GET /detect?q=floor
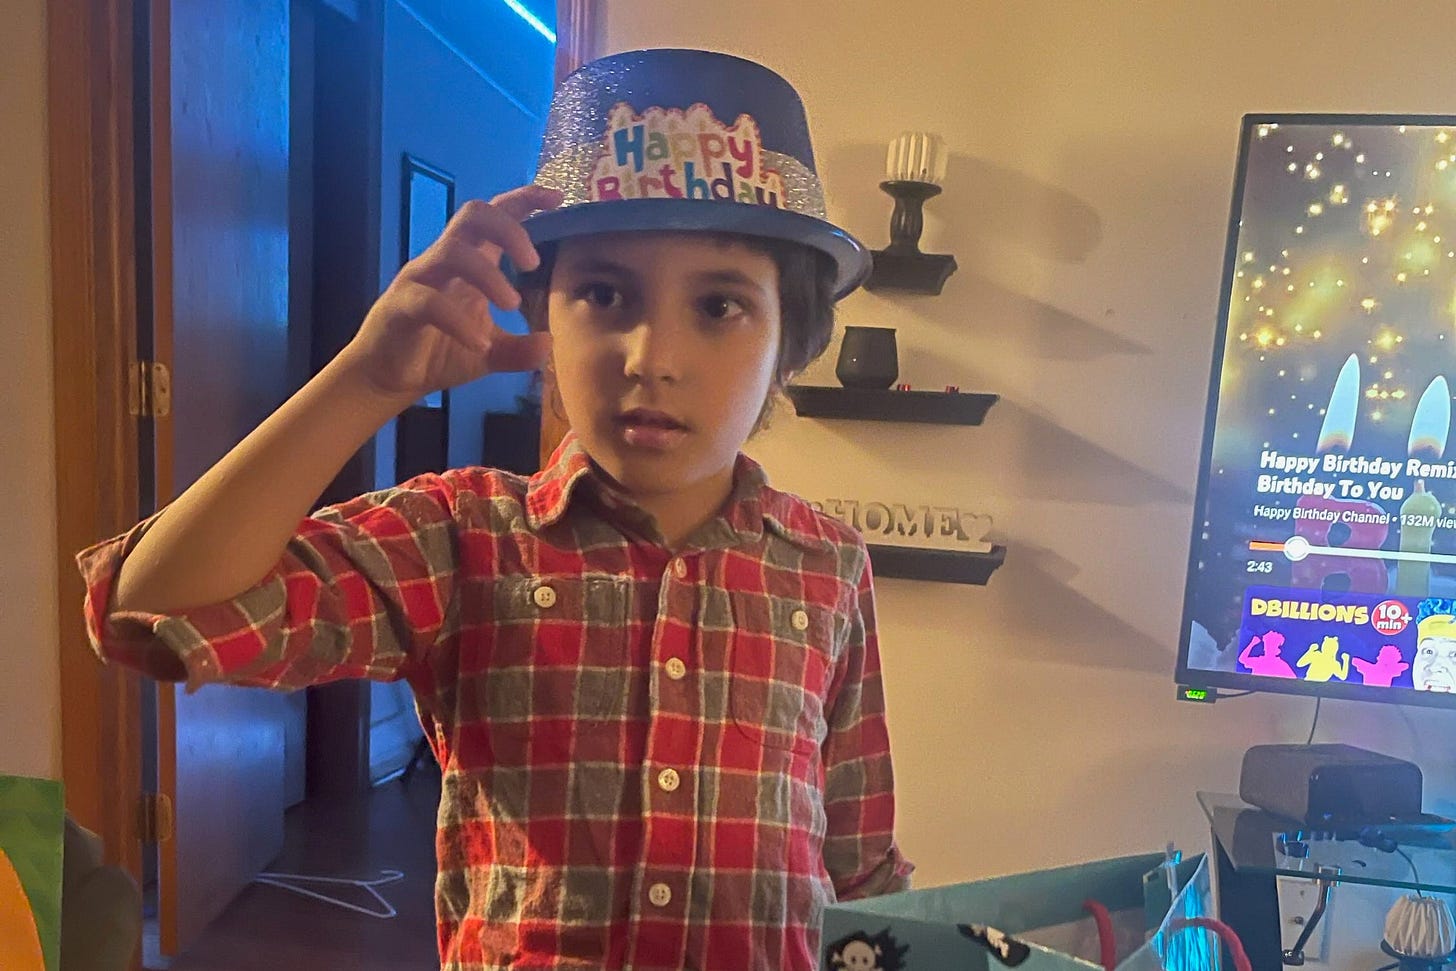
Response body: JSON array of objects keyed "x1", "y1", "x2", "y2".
[{"x1": 146, "y1": 768, "x2": 441, "y2": 970}]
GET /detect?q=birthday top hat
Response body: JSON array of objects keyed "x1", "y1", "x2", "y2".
[{"x1": 525, "y1": 48, "x2": 870, "y2": 300}]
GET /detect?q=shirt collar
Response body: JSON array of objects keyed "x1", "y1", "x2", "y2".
[{"x1": 524, "y1": 430, "x2": 834, "y2": 554}]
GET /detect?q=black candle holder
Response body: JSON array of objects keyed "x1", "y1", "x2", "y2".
[
  {"x1": 1380, "y1": 939, "x2": 1456, "y2": 971},
  {"x1": 865, "y1": 179, "x2": 958, "y2": 295}
]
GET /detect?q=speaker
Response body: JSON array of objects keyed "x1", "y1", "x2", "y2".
[{"x1": 1239, "y1": 744, "x2": 1423, "y2": 824}]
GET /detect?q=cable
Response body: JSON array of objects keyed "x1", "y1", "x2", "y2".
[
  {"x1": 1219, "y1": 691, "x2": 1255, "y2": 698},
  {"x1": 1394, "y1": 847, "x2": 1426, "y2": 897},
  {"x1": 1306, "y1": 696, "x2": 1323, "y2": 745}
]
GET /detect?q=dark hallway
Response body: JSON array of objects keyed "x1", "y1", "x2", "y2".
[{"x1": 150, "y1": 770, "x2": 441, "y2": 969}]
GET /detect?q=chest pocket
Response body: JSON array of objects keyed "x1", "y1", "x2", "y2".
[
  {"x1": 727, "y1": 593, "x2": 836, "y2": 755},
  {"x1": 482, "y1": 574, "x2": 633, "y2": 730}
]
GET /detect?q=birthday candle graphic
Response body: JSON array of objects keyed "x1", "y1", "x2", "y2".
[
  {"x1": 1409, "y1": 376, "x2": 1451, "y2": 458},
  {"x1": 1396, "y1": 376, "x2": 1451, "y2": 596},
  {"x1": 1296, "y1": 354, "x2": 1390, "y2": 593},
  {"x1": 1316, "y1": 353, "x2": 1362, "y2": 453}
]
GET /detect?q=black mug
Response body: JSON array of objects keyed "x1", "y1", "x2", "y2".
[{"x1": 836, "y1": 326, "x2": 898, "y2": 389}]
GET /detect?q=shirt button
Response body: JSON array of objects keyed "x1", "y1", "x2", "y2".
[
  {"x1": 665, "y1": 658, "x2": 687, "y2": 681},
  {"x1": 791, "y1": 608, "x2": 810, "y2": 631},
  {"x1": 657, "y1": 768, "x2": 681, "y2": 792},
  {"x1": 648, "y1": 882, "x2": 672, "y2": 907},
  {"x1": 671, "y1": 557, "x2": 688, "y2": 579},
  {"x1": 532, "y1": 585, "x2": 557, "y2": 609}
]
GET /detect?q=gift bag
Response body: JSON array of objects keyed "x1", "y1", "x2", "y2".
[
  {"x1": 0, "y1": 775, "x2": 64, "y2": 971},
  {"x1": 821, "y1": 851, "x2": 1250, "y2": 971}
]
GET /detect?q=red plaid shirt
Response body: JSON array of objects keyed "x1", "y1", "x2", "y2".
[{"x1": 78, "y1": 432, "x2": 912, "y2": 970}]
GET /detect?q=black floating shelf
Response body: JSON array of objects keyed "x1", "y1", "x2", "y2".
[
  {"x1": 864, "y1": 249, "x2": 958, "y2": 295},
  {"x1": 868, "y1": 544, "x2": 1006, "y2": 585},
  {"x1": 785, "y1": 386, "x2": 998, "y2": 425}
]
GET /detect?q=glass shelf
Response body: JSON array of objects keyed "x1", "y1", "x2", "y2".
[{"x1": 1199, "y1": 791, "x2": 1456, "y2": 895}]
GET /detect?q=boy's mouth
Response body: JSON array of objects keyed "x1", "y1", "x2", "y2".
[{"x1": 615, "y1": 408, "x2": 688, "y2": 450}]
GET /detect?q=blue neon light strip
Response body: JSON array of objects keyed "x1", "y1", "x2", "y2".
[{"x1": 501, "y1": 0, "x2": 555, "y2": 42}]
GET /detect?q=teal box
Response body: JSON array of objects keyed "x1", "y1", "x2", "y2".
[{"x1": 822, "y1": 852, "x2": 1236, "y2": 971}]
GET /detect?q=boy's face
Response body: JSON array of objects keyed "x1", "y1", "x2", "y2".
[{"x1": 547, "y1": 231, "x2": 782, "y2": 510}]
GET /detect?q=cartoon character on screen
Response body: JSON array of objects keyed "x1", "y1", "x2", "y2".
[
  {"x1": 1238, "y1": 630, "x2": 1298, "y2": 678},
  {"x1": 826, "y1": 929, "x2": 909, "y2": 971},
  {"x1": 1351, "y1": 644, "x2": 1410, "y2": 687},
  {"x1": 1293, "y1": 355, "x2": 1390, "y2": 595},
  {"x1": 1297, "y1": 635, "x2": 1350, "y2": 682},
  {"x1": 1413, "y1": 601, "x2": 1456, "y2": 692}
]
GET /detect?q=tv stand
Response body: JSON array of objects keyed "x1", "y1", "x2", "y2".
[{"x1": 1200, "y1": 791, "x2": 1456, "y2": 970}]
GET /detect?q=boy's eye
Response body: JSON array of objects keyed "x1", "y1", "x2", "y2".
[
  {"x1": 580, "y1": 282, "x2": 623, "y2": 309},
  {"x1": 700, "y1": 294, "x2": 747, "y2": 320}
]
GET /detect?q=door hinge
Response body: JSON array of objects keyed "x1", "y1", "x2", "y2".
[
  {"x1": 138, "y1": 791, "x2": 174, "y2": 844},
  {"x1": 128, "y1": 360, "x2": 172, "y2": 418}
]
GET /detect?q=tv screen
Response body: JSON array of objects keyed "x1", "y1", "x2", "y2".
[{"x1": 1179, "y1": 114, "x2": 1456, "y2": 707}]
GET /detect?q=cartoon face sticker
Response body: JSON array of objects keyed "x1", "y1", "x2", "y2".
[
  {"x1": 838, "y1": 940, "x2": 879, "y2": 971},
  {"x1": 826, "y1": 929, "x2": 908, "y2": 971}
]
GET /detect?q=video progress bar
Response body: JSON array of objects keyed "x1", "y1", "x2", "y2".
[{"x1": 1249, "y1": 536, "x2": 1456, "y2": 566}]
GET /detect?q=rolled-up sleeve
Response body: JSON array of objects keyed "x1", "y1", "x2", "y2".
[
  {"x1": 820, "y1": 548, "x2": 915, "y2": 901},
  {"x1": 76, "y1": 473, "x2": 462, "y2": 692}
]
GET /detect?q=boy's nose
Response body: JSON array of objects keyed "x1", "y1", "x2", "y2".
[{"x1": 622, "y1": 320, "x2": 680, "y2": 384}]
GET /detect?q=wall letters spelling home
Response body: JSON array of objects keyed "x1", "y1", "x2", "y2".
[{"x1": 810, "y1": 498, "x2": 994, "y2": 554}]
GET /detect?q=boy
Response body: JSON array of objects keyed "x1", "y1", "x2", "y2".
[{"x1": 79, "y1": 48, "x2": 912, "y2": 969}]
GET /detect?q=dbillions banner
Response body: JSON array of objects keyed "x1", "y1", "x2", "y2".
[{"x1": 1183, "y1": 118, "x2": 1456, "y2": 699}]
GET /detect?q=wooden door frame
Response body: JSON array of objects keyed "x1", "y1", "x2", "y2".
[
  {"x1": 556, "y1": 0, "x2": 601, "y2": 83},
  {"x1": 48, "y1": 0, "x2": 600, "y2": 951},
  {"x1": 48, "y1": 0, "x2": 146, "y2": 891}
]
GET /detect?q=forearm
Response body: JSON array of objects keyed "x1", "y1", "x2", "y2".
[{"x1": 113, "y1": 354, "x2": 415, "y2": 614}]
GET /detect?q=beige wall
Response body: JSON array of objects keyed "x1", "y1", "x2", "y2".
[
  {"x1": 0, "y1": 0, "x2": 61, "y2": 780},
  {"x1": 605, "y1": 1, "x2": 1456, "y2": 961}
]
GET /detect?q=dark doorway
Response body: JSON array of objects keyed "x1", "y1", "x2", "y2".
[{"x1": 136, "y1": 0, "x2": 558, "y2": 964}]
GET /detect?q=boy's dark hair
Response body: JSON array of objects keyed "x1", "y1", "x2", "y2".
[{"x1": 516, "y1": 233, "x2": 838, "y2": 429}]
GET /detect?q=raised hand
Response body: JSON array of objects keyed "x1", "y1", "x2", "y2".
[{"x1": 338, "y1": 184, "x2": 563, "y2": 401}]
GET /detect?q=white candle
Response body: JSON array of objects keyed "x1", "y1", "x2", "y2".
[{"x1": 886, "y1": 131, "x2": 948, "y2": 185}]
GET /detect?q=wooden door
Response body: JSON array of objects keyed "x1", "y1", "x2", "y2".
[{"x1": 145, "y1": 0, "x2": 294, "y2": 955}]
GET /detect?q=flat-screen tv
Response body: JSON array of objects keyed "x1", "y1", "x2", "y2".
[{"x1": 1179, "y1": 114, "x2": 1456, "y2": 708}]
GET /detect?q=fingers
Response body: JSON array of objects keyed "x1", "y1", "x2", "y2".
[
  {"x1": 408, "y1": 185, "x2": 564, "y2": 314},
  {"x1": 490, "y1": 184, "x2": 565, "y2": 221},
  {"x1": 411, "y1": 238, "x2": 524, "y2": 312},
  {"x1": 384, "y1": 187, "x2": 564, "y2": 367},
  {"x1": 392, "y1": 280, "x2": 491, "y2": 354},
  {"x1": 485, "y1": 330, "x2": 553, "y2": 374},
  {"x1": 391, "y1": 277, "x2": 551, "y2": 369},
  {"x1": 448, "y1": 186, "x2": 563, "y2": 275},
  {"x1": 439, "y1": 198, "x2": 541, "y2": 277}
]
